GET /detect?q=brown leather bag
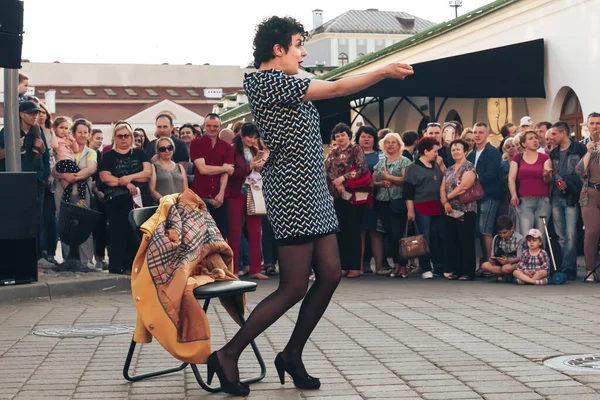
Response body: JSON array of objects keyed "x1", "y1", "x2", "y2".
[{"x1": 399, "y1": 220, "x2": 430, "y2": 259}]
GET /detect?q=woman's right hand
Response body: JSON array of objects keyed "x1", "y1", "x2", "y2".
[
  {"x1": 384, "y1": 63, "x2": 414, "y2": 80},
  {"x1": 510, "y1": 196, "x2": 520, "y2": 207},
  {"x1": 250, "y1": 159, "x2": 263, "y2": 170},
  {"x1": 587, "y1": 142, "x2": 596, "y2": 154},
  {"x1": 126, "y1": 183, "x2": 137, "y2": 196},
  {"x1": 407, "y1": 209, "x2": 415, "y2": 221}
]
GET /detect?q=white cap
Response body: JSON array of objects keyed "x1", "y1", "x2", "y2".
[{"x1": 520, "y1": 116, "x2": 533, "y2": 127}]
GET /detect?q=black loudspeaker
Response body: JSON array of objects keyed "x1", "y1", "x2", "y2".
[
  {"x1": 0, "y1": 1, "x2": 24, "y2": 69},
  {"x1": 0, "y1": 172, "x2": 38, "y2": 284}
]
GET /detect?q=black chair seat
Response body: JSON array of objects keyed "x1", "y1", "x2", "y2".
[{"x1": 193, "y1": 280, "x2": 257, "y2": 299}]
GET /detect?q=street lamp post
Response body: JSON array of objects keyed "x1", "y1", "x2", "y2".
[{"x1": 449, "y1": 0, "x2": 463, "y2": 19}]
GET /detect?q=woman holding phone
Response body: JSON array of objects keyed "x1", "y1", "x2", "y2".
[{"x1": 227, "y1": 122, "x2": 267, "y2": 279}]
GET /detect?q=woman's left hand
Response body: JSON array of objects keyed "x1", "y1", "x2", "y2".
[
  {"x1": 119, "y1": 175, "x2": 133, "y2": 186},
  {"x1": 332, "y1": 176, "x2": 345, "y2": 187},
  {"x1": 443, "y1": 202, "x2": 452, "y2": 214}
]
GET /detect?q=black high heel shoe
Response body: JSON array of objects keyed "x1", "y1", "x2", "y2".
[
  {"x1": 274, "y1": 353, "x2": 321, "y2": 390},
  {"x1": 206, "y1": 352, "x2": 250, "y2": 397}
]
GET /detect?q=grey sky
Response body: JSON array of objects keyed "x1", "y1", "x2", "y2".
[{"x1": 22, "y1": 0, "x2": 491, "y2": 66}]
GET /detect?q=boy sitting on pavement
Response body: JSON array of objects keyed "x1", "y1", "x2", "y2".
[
  {"x1": 513, "y1": 228, "x2": 549, "y2": 285},
  {"x1": 482, "y1": 216, "x2": 524, "y2": 281}
]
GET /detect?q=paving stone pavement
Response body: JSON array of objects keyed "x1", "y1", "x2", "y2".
[{"x1": 0, "y1": 276, "x2": 599, "y2": 400}]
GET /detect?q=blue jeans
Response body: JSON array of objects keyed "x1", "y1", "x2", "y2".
[
  {"x1": 518, "y1": 197, "x2": 551, "y2": 239},
  {"x1": 552, "y1": 197, "x2": 578, "y2": 272},
  {"x1": 414, "y1": 211, "x2": 445, "y2": 273}
]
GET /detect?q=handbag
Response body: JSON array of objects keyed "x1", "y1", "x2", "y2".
[
  {"x1": 100, "y1": 185, "x2": 130, "y2": 204},
  {"x1": 342, "y1": 145, "x2": 373, "y2": 206},
  {"x1": 246, "y1": 183, "x2": 267, "y2": 216},
  {"x1": 459, "y1": 174, "x2": 484, "y2": 204},
  {"x1": 399, "y1": 220, "x2": 430, "y2": 259}
]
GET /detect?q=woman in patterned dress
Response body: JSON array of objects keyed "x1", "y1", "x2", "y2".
[{"x1": 206, "y1": 16, "x2": 414, "y2": 396}]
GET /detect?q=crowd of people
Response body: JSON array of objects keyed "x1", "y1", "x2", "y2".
[
  {"x1": 1, "y1": 73, "x2": 599, "y2": 285},
  {"x1": 324, "y1": 114, "x2": 600, "y2": 284}
]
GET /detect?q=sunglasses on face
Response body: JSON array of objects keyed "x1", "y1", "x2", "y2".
[
  {"x1": 158, "y1": 145, "x2": 174, "y2": 153},
  {"x1": 116, "y1": 134, "x2": 131, "y2": 139}
]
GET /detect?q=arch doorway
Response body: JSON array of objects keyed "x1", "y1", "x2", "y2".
[
  {"x1": 560, "y1": 89, "x2": 583, "y2": 140},
  {"x1": 445, "y1": 109, "x2": 463, "y2": 128}
]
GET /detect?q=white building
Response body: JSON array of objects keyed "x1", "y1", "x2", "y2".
[
  {"x1": 318, "y1": 0, "x2": 598, "y2": 144},
  {"x1": 304, "y1": 9, "x2": 436, "y2": 75}
]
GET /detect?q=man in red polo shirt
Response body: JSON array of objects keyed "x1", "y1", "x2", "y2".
[{"x1": 190, "y1": 113, "x2": 234, "y2": 237}]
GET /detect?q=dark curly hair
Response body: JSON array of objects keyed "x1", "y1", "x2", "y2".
[
  {"x1": 355, "y1": 126, "x2": 380, "y2": 151},
  {"x1": 331, "y1": 122, "x2": 352, "y2": 140},
  {"x1": 252, "y1": 16, "x2": 309, "y2": 69}
]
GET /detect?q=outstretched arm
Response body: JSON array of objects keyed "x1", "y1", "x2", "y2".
[{"x1": 304, "y1": 63, "x2": 414, "y2": 102}]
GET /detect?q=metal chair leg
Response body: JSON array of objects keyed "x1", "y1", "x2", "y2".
[
  {"x1": 123, "y1": 338, "x2": 188, "y2": 382},
  {"x1": 190, "y1": 298, "x2": 267, "y2": 392}
]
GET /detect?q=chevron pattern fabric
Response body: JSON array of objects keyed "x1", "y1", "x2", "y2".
[{"x1": 244, "y1": 69, "x2": 339, "y2": 240}]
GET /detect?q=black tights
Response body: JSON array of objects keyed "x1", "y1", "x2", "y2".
[{"x1": 217, "y1": 234, "x2": 342, "y2": 381}]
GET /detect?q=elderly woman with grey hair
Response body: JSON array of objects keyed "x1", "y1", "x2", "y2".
[{"x1": 372, "y1": 132, "x2": 412, "y2": 278}]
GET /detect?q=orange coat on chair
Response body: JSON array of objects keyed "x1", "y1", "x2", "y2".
[{"x1": 131, "y1": 189, "x2": 245, "y2": 364}]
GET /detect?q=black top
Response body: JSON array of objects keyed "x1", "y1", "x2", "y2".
[
  {"x1": 145, "y1": 136, "x2": 190, "y2": 163},
  {"x1": 99, "y1": 148, "x2": 152, "y2": 205}
]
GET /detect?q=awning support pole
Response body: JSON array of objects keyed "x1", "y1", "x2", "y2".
[
  {"x1": 378, "y1": 98, "x2": 385, "y2": 129},
  {"x1": 429, "y1": 97, "x2": 436, "y2": 121}
]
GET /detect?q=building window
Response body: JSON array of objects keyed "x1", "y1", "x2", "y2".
[
  {"x1": 166, "y1": 89, "x2": 180, "y2": 97},
  {"x1": 186, "y1": 89, "x2": 200, "y2": 97},
  {"x1": 104, "y1": 88, "x2": 117, "y2": 96},
  {"x1": 338, "y1": 53, "x2": 349, "y2": 66},
  {"x1": 60, "y1": 89, "x2": 70, "y2": 95},
  {"x1": 560, "y1": 89, "x2": 583, "y2": 140},
  {"x1": 145, "y1": 89, "x2": 159, "y2": 97},
  {"x1": 83, "y1": 88, "x2": 96, "y2": 96},
  {"x1": 125, "y1": 89, "x2": 138, "y2": 97}
]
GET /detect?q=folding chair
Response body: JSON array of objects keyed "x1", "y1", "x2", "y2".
[{"x1": 123, "y1": 206, "x2": 266, "y2": 392}]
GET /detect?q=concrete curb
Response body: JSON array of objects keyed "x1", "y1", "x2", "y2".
[{"x1": 0, "y1": 275, "x2": 131, "y2": 303}]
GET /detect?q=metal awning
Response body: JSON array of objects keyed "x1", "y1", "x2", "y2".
[{"x1": 314, "y1": 39, "x2": 545, "y2": 134}]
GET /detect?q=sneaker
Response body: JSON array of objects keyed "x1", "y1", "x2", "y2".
[
  {"x1": 38, "y1": 258, "x2": 56, "y2": 269},
  {"x1": 238, "y1": 270, "x2": 248, "y2": 277},
  {"x1": 46, "y1": 256, "x2": 58, "y2": 265},
  {"x1": 399, "y1": 266, "x2": 408, "y2": 278},
  {"x1": 94, "y1": 261, "x2": 104, "y2": 272},
  {"x1": 422, "y1": 271, "x2": 434, "y2": 279}
]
